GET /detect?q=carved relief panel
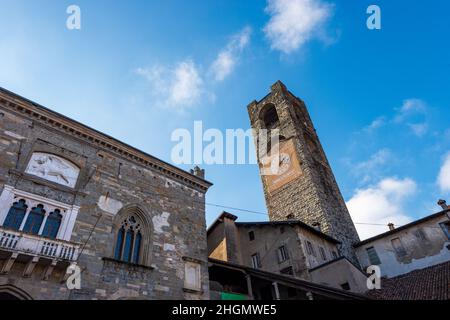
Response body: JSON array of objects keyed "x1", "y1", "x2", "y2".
[{"x1": 25, "y1": 152, "x2": 80, "y2": 188}]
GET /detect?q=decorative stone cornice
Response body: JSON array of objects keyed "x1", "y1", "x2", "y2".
[{"x1": 0, "y1": 88, "x2": 212, "y2": 192}]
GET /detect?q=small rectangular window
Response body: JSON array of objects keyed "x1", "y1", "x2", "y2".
[
  {"x1": 319, "y1": 247, "x2": 327, "y2": 261},
  {"x1": 280, "y1": 266, "x2": 294, "y2": 275},
  {"x1": 277, "y1": 245, "x2": 289, "y2": 263},
  {"x1": 440, "y1": 222, "x2": 450, "y2": 240},
  {"x1": 366, "y1": 246, "x2": 381, "y2": 265},
  {"x1": 251, "y1": 253, "x2": 262, "y2": 269},
  {"x1": 340, "y1": 282, "x2": 351, "y2": 291},
  {"x1": 414, "y1": 228, "x2": 428, "y2": 241},
  {"x1": 248, "y1": 231, "x2": 255, "y2": 241},
  {"x1": 306, "y1": 241, "x2": 316, "y2": 257},
  {"x1": 391, "y1": 238, "x2": 407, "y2": 257},
  {"x1": 331, "y1": 250, "x2": 338, "y2": 259},
  {"x1": 184, "y1": 262, "x2": 201, "y2": 292}
]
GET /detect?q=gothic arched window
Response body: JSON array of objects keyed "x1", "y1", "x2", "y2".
[
  {"x1": 23, "y1": 204, "x2": 46, "y2": 235},
  {"x1": 114, "y1": 215, "x2": 144, "y2": 264},
  {"x1": 42, "y1": 209, "x2": 63, "y2": 239},
  {"x1": 3, "y1": 199, "x2": 28, "y2": 231}
]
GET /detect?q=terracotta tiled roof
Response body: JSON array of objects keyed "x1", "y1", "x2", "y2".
[{"x1": 368, "y1": 261, "x2": 450, "y2": 300}]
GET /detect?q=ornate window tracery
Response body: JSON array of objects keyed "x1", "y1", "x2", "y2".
[{"x1": 114, "y1": 214, "x2": 145, "y2": 264}]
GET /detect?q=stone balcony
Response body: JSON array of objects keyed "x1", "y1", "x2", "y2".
[{"x1": 0, "y1": 227, "x2": 81, "y2": 278}]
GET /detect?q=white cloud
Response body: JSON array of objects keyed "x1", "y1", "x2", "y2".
[
  {"x1": 168, "y1": 60, "x2": 203, "y2": 106},
  {"x1": 363, "y1": 99, "x2": 429, "y2": 137},
  {"x1": 438, "y1": 153, "x2": 450, "y2": 193},
  {"x1": 263, "y1": 0, "x2": 333, "y2": 54},
  {"x1": 394, "y1": 99, "x2": 428, "y2": 135},
  {"x1": 408, "y1": 122, "x2": 428, "y2": 137},
  {"x1": 351, "y1": 149, "x2": 392, "y2": 184},
  {"x1": 136, "y1": 59, "x2": 206, "y2": 112},
  {"x1": 210, "y1": 26, "x2": 251, "y2": 81},
  {"x1": 397, "y1": 98, "x2": 427, "y2": 118},
  {"x1": 403, "y1": 100, "x2": 422, "y2": 112},
  {"x1": 363, "y1": 116, "x2": 386, "y2": 133},
  {"x1": 346, "y1": 178, "x2": 417, "y2": 240},
  {"x1": 136, "y1": 27, "x2": 250, "y2": 112}
]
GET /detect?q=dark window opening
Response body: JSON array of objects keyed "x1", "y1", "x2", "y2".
[
  {"x1": 277, "y1": 245, "x2": 289, "y2": 263},
  {"x1": 319, "y1": 247, "x2": 327, "y2": 261},
  {"x1": 3, "y1": 199, "x2": 27, "y2": 231},
  {"x1": 249, "y1": 231, "x2": 255, "y2": 241},
  {"x1": 440, "y1": 222, "x2": 450, "y2": 239},
  {"x1": 280, "y1": 266, "x2": 294, "y2": 276},
  {"x1": 251, "y1": 253, "x2": 262, "y2": 269},
  {"x1": 331, "y1": 251, "x2": 338, "y2": 259},
  {"x1": 306, "y1": 241, "x2": 316, "y2": 257},
  {"x1": 340, "y1": 283, "x2": 351, "y2": 291},
  {"x1": 114, "y1": 215, "x2": 143, "y2": 264},
  {"x1": 261, "y1": 104, "x2": 280, "y2": 129},
  {"x1": 42, "y1": 209, "x2": 62, "y2": 239},
  {"x1": 23, "y1": 204, "x2": 45, "y2": 235}
]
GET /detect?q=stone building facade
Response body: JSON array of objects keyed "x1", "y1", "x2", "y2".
[
  {"x1": 207, "y1": 212, "x2": 367, "y2": 294},
  {"x1": 355, "y1": 207, "x2": 450, "y2": 278},
  {"x1": 0, "y1": 88, "x2": 212, "y2": 300},
  {"x1": 247, "y1": 81, "x2": 360, "y2": 263}
]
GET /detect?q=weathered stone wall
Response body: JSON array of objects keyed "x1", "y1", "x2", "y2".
[
  {"x1": 237, "y1": 224, "x2": 311, "y2": 280},
  {"x1": 247, "y1": 81, "x2": 360, "y2": 265},
  {"x1": 309, "y1": 258, "x2": 368, "y2": 293},
  {"x1": 295, "y1": 225, "x2": 339, "y2": 270},
  {"x1": 355, "y1": 214, "x2": 450, "y2": 278},
  {"x1": 0, "y1": 89, "x2": 211, "y2": 300}
]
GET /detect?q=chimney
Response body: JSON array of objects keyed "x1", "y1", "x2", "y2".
[
  {"x1": 388, "y1": 223, "x2": 395, "y2": 231},
  {"x1": 438, "y1": 199, "x2": 448, "y2": 210},
  {"x1": 190, "y1": 166, "x2": 205, "y2": 179}
]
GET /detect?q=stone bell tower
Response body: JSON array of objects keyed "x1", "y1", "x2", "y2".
[{"x1": 248, "y1": 81, "x2": 360, "y2": 263}]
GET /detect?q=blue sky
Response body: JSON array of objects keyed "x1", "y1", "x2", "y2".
[{"x1": 1, "y1": 0, "x2": 449, "y2": 239}]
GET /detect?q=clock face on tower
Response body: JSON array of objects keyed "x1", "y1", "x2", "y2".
[
  {"x1": 261, "y1": 139, "x2": 303, "y2": 193},
  {"x1": 278, "y1": 153, "x2": 291, "y2": 175}
]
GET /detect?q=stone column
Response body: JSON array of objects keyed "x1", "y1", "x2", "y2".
[
  {"x1": 246, "y1": 274, "x2": 254, "y2": 300},
  {"x1": 272, "y1": 282, "x2": 280, "y2": 300},
  {"x1": 59, "y1": 205, "x2": 80, "y2": 241},
  {"x1": 19, "y1": 207, "x2": 32, "y2": 231},
  {"x1": 38, "y1": 212, "x2": 50, "y2": 236},
  {"x1": 0, "y1": 185, "x2": 15, "y2": 226}
]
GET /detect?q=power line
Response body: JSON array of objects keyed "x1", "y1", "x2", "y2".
[
  {"x1": 203, "y1": 202, "x2": 398, "y2": 227},
  {"x1": 103, "y1": 185, "x2": 411, "y2": 229}
]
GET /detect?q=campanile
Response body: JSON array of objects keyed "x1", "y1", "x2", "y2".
[{"x1": 248, "y1": 81, "x2": 360, "y2": 263}]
